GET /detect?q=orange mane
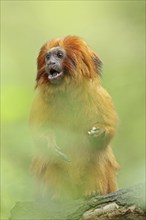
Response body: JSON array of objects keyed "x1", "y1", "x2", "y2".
[{"x1": 36, "y1": 36, "x2": 102, "y2": 87}]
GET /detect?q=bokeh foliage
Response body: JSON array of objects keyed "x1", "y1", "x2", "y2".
[{"x1": 1, "y1": 1, "x2": 145, "y2": 219}]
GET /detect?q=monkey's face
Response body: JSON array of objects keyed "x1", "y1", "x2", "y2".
[
  {"x1": 36, "y1": 36, "x2": 102, "y2": 88},
  {"x1": 45, "y1": 47, "x2": 66, "y2": 85}
]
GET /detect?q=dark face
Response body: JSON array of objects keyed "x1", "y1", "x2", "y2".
[{"x1": 45, "y1": 46, "x2": 66, "y2": 85}]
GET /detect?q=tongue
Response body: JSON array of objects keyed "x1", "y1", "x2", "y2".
[{"x1": 52, "y1": 72, "x2": 58, "y2": 77}]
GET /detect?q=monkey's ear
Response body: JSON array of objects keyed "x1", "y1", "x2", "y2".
[{"x1": 92, "y1": 53, "x2": 103, "y2": 76}]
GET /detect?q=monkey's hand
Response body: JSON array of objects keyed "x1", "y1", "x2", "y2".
[
  {"x1": 47, "y1": 136, "x2": 71, "y2": 162},
  {"x1": 53, "y1": 144, "x2": 71, "y2": 162},
  {"x1": 35, "y1": 133, "x2": 70, "y2": 162},
  {"x1": 88, "y1": 125, "x2": 113, "y2": 148},
  {"x1": 88, "y1": 126, "x2": 105, "y2": 137}
]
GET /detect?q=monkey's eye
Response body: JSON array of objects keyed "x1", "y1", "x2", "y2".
[
  {"x1": 46, "y1": 54, "x2": 51, "y2": 60},
  {"x1": 56, "y1": 51, "x2": 64, "y2": 59}
]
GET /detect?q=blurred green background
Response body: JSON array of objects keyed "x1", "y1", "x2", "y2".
[{"x1": 1, "y1": 1, "x2": 145, "y2": 219}]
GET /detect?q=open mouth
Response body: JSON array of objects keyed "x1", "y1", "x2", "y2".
[
  {"x1": 48, "y1": 69, "x2": 62, "y2": 79},
  {"x1": 47, "y1": 68, "x2": 64, "y2": 84}
]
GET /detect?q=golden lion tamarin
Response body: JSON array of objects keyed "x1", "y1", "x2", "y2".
[{"x1": 30, "y1": 36, "x2": 119, "y2": 199}]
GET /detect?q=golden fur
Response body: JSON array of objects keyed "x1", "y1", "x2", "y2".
[{"x1": 30, "y1": 36, "x2": 119, "y2": 198}]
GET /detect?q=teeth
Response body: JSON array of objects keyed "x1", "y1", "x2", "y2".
[{"x1": 48, "y1": 71, "x2": 61, "y2": 80}]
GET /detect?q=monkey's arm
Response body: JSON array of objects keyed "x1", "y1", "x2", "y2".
[
  {"x1": 88, "y1": 86, "x2": 118, "y2": 148},
  {"x1": 30, "y1": 93, "x2": 70, "y2": 162}
]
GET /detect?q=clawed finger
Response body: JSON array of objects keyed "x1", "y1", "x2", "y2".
[{"x1": 88, "y1": 127, "x2": 105, "y2": 137}]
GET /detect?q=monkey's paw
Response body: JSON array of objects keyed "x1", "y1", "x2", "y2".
[
  {"x1": 88, "y1": 126, "x2": 105, "y2": 137},
  {"x1": 54, "y1": 145, "x2": 71, "y2": 162}
]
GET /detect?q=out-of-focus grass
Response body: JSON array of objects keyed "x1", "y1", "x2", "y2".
[{"x1": 1, "y1": 1, "x2": 145, "y2": 219}]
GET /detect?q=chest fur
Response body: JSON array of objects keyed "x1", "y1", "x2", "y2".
[{"x1": 45, "y1": 90, "x2": 98, "y2": 133}]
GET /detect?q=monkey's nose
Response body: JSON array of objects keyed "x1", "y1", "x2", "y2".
[{"x1": 48, "y1": 59, "x2": 56, "y2": 65}]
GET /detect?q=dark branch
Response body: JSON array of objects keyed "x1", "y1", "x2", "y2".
[{"x1": 10, "y1": 183, "x2": 146, "y2": 220}]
